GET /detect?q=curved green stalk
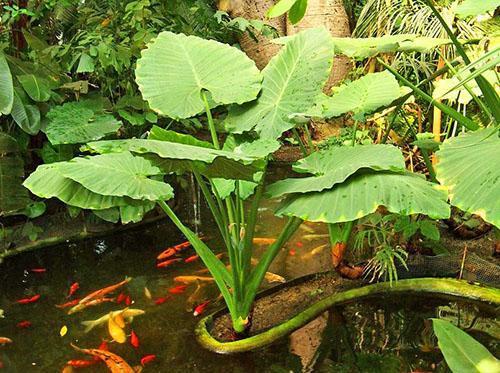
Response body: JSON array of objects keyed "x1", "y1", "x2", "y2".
[{"x1": 196, "y1": 278, "x2": 500, "y2": 354}]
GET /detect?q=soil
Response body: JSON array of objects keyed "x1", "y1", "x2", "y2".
[{"x1": 210, "y1": 272, "x2": 359, "y2": 341}]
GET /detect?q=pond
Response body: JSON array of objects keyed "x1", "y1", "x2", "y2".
[{"x1": 0, "y1": 199, "x2": 498, "y2": 372}]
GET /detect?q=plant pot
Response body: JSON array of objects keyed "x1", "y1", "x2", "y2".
[{"x1": 195, "y1": 275, "x2": 500, "y2": 354}]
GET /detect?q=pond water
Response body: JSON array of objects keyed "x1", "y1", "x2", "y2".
[{"x1": 0, "y1": 199, "x2": 498, "y2": 372}]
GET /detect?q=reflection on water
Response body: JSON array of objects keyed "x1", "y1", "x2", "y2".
[{"x1": 0, "y1": 200, "x2": 498, "y2": 372}]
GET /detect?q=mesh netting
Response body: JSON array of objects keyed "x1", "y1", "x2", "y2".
[{"x1": 396, "y1": 252, "x2": 500, "y2": 288}]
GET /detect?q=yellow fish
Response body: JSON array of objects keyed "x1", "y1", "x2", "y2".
[
  {"x1": 108, "y1": 313, "x2": 126, "y2": 344},
  {"x1": 81, "y1": 308, "x2": 145, "y2": 333}
]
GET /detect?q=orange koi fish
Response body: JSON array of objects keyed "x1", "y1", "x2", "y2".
[
  {"x1": 67, "y1": 283, "x2": 79, "y2": 298},
  {"x1": 193, "y1": 301, "x2": 210, "y2": 316},
  {"x1": 184, "y1": 255, "x2": 199, "y2": 263},
  {"x1": 56, "y1": 299, "x2": 81, "y2": 309},
  {"x1": 30, "y1": 268, "x2": 46, "y2": 273},
  {"x1": 16, "y1": 294, "x2": 41, "y2": 304},
  {"x1": 174, "y1": 276, "x2": 214, "y2": 284},
  {"x1": 140, "y1": 355, "x2": 156, "y2": 366},
  {"x1": 156, "y1": 258, "x2": 182, "y2": 268},
  {"x1": 154, "y1": 296, "x2": 172, "y2": 305},
  {"x1": 66, "y1": 359, "x2": 98, "y2": 368},
  {"x1": 67, "y1": 297, "x2": 115, "y2": 315},
  {"x1": 156, "y1": 248, "x2": 176, "y2": 261},
  {"x1": 130, "y1": 330, "x2": 140, "y2": 349},
  {"x1": 252, "y1": 237, "x2": 276, "y2": 245},
  {"x1": 71, "y1": 344, "x2": 134, "y2": 373},
  {"x1": 0, "y1": 337, "x2": 12, "y2": 345},
  {"x1": 78, "y1": 278, "x2": 131, "y2": 305},
  {"x1": 16, "y1": 321, "x2": 31, "y2": 328},
  {"x1": 168, "y1": 285, "x2": 187, "y2": 294},
  {"x1": 173, "y1": 241, "x2": 192, "y2": 252}
]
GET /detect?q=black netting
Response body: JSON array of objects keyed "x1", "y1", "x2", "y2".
[{"x1": 395, "y1": 253, "x2": 500, "y2": 287}]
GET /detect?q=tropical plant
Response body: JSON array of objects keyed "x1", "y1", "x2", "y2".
[{"x1": 432, "y1": 319, "x2": 500, "y2": 373}]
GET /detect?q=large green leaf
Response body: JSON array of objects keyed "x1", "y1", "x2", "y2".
[
  {"x1": 17, "y1": 74, "x2": 52, "y2": 102},
  {"x1": 23, "y1": 163, "x2": 129, "y2": 210},
  {"x1": 0, "y1": 52, "x2": 14, "y2": 115},
  {"x1": 456, "y1": 0, "x2": 500, "y2": 18},
  {"x1": 266, "y1": 145, "x2": 405, "y2": 198},
  {"x1": 56, "y1": 152, "x2": 173, "y2": 201},
  {"x1": 135, "y1": 31, "x2": 261, "y2": 119},
  {"x1": 305, "y1": 71, "x2": 402, "y2": 120},
  {"x1": 225, "y1": 28, "x2": 334, "y2": 139},
  {"x1": 331, "y1": 35, "x2": 450, "y2": 60},
  {"x1": 10, "y1": 89, "x2": 41, "y2": 135},
  {"x1": 432, "y1": 319, "x2": 500, "y2": 373},
  {"x1": 276, "y1": 171, "x2": 450, "y2": 223},
  {"x1": 94, "y1": 201, "x2": 156, "y2": 224},
  {"x1": 435, "y1": 127, "x2": 500, "y2": 228},
  {"x1": 0, "y1": 133, "x2": 29, "y2": 215},
  {"x1": 44, "y1": 101, "x2": 122, "y2": 145}
]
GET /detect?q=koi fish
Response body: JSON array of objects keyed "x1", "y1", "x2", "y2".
[
  {"x1": 187, "y1": 282, "x2": 204, "y2": 308},
  {"x1": 264, "y1": 272, "x2": 286, "y2": 283},
  {"x1": 81, "y1": 308, "x2": 145, "y2": 333},
  {"x1": 0, "y1": 337, "x2": 12, "y2": 345},
  {"x1": 66, "y1": 359, "x2": 98, "y2": 368},
  {"x1": 154, "y1": 296, "x2": 171, "y2": 305},
  {"x1": 67, "y1": 297, "x2": 115, "y2": 315},
  {"x1": 140, "y1": 355, "x2": 156, "y2": 366},
  {"x1": 173, "y1": 241, "x2": 192, "y2": 252},
  {"x1": 16, "y1": 321, "x2": 31, "y2": 328},
  {"x1": 252, "y1": 237, "x2": 276, "y2": 245},
  {"x1": 125, "y1": 296, "x2": 132, "y2": 306},
  {"x1": 289, "y1": 249, "x2": 296, "y2": 256},
  {"x1": 56, "y1": 299, "x2": 81, "y2": 309},
  {"x1": 157, "y1": 258, "x2": 182, "y2": 268},
  {"x1": 168, "y1": 285, "x2": 187, "y2": 294},
  {"x1": 301, "y1": 244, "x2": 328, "y2": 260},
  {"x1": 116, "y1": 292, "x2": 127, "y2": 304},
  {"x1": 144, "y1": 287, "x2": 152, "y2": 300},
  {"x1": 295, "y1": 241, "x2": 303, "y2": 248},
  {"x1": 193, "y1": 301, "x2": 210, "y2": 316},
  {"x1": 79, "y1": 278, "x2": 131, "y2": 304},
  {"x1": 67, "y1": 283, "x2": 79, "y2": 298},
  {"x1": 174, "y1": 276, "x2": 214, "y2": 284},
  {"x1": 108, "y1": 313, "x2": 126, "y2": 343},
  {"x1": 16, "y1": 294, "x2": 41, "y2": 304},
  {"x1": 130, "y1": 330, "x2": 140, "y2": 348},
  {"x1": 156, "y1": 248, "x2": 176, "y2": 261},
  {"x1": 184, "y1": 255, "x2": 199, "y2": 263},
  {"x1": 71, "y1": 344, "x2": 134, "y2": 372},
  {"x1": 30, "y1": 268, "x2": 47, "y2": 273}
]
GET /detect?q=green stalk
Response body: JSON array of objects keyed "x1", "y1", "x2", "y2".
[
  {"x1": 303, "y1": 124, "x2": 314, "y2": 153},
  {"x1": 351, "y1": 121, "x2": 358, "y2": 146},
  {"x1": 378, "y1": 59, "x2": 479, "y2": 131},
  {"x1": 381, "y1": 103, "x2": 404, "y2": 144},
  {"x1": 421, "y1": 148, "x2": 437, "y2": 183},
  {"x1": 328, "y1": 221, "x2": 354, "y2": 246},
  {"x1": 292, "y1": 128, "x2": 308, "y2": 157},
  {"x1": 242, "y1": 217, "x2": 303, "y2": 316},
  {"x1": 423, "y1": 0, "x2": 500, "y2": 123},
  {"x1": 193, "y1": 170, "x2": 230, "y2": 247},
  {"x1": 201, "y1": 90, "x2": 220, "y2": 149}
]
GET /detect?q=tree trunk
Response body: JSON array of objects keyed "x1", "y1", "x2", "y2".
[{"x1": 219, "y1": 0, "x2": 286, "y2": 70}]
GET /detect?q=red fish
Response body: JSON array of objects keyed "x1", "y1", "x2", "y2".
[
  {"x1": 78, "y1": 278, "x2": 131, "y2": 305},
  {"x1": 16, "y1": 294, "x2": 41, "y2": 304},
  {"x1": 93, "y1": 341, "x2": 109, "y2": 361},
  {"x1": 140, "y1": 355, "x2": 156, "y2": 366},
  {"x1": 154, "y1": 296, "x2": 172, "y2": 305},
  {"x1": 125, "y1": 296, "x2": 132, "y2": 306},
  {"x1": 156, "y1": 248, "x2": 176, "y2": 261},
  {"x1": 173, "y1": 241, "x2": 192, "y2": 252},
  {"x1": 55, "y1": 299, "x2": 81, "y2": 309},
  {"x1": 67, "y1": 282, "x2": 79, "y2": 298},
  {"x1": 116, "y1": 292, "x2": 127, "y2": 304},
  {"x1": 16, "y1": 321, "x2": 32, "y2": 328},
  {"x1": 168, "y1": 285, "x2": 187, "y2": 294},
  {"x1": 156, "y1": 258, "x2": 181, "y2": 268},
  {"x1": 66, "y1": 359, "x2": 98, "y2": 368},
  {"x1": 289, "y1": 249, "x2": 296, "y2": 256},
  {"x1": 30, "y1": 268, "x2": 46, "y2": 273},
  {"x1": 296, "y1": 241, "x2": 303, "y2": 248},
  {"x1": 193, "y1": 301, "x2": 210, "y2": 316},
  {"x1": 130, "y1": 330, "x2": 140, "y2": 348},
  {"x1": 184, "y1": 255, "x2": 199, "y2": 263}
]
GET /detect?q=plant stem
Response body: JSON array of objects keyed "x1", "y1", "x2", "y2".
[
  {"x1": 303, "y1": 124, "x2": 314, "y2": 153},
  {"x1": 292, "y1": 128, "x2": 308, "y2": 157},
  {"x1": 201, "y1": 90, "x2": 220, "y2": 149}
]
